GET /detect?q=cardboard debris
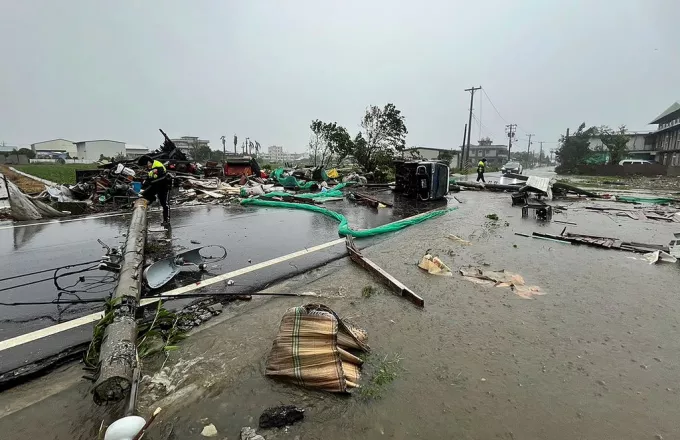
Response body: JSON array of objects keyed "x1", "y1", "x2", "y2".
[
  {"x1": 418, "y1": 254, "x2": 452, "y2": 276},
  {"x1": 447, "y1": 234, "x2": 472, "y2": 246},
  {"x1": 459, "y1": 267, "x2": 545, "y2": 299}
]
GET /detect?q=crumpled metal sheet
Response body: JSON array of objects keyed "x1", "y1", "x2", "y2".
[{"x1": 525, "y1": 176, "x2": 553, "y2": 199}]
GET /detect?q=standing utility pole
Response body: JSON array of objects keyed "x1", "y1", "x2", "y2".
[
  {"x1": 459, "y1": 123, "x2": 467, "y2": 171},
  {"x1": 539, "y1": 141, "x2": 544, "y2": 166},
  {"x1": 505, "y1": 124, "x2": 517, "y2": 158},
  {"x1": 464, "y1": 86, "x2": 482, "y2": 168},
  {"x1": 526, "y1": 133, "x2": 534, "y2": 168}
]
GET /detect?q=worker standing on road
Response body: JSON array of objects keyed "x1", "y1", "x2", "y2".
[
  {"x1": 477, "y1": 158, "x2": 487, "y2": 183},
  {"x1": 138, "y1": 155, "x2": 170, "y2": 228}
]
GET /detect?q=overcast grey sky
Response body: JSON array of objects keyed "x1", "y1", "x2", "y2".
[{"x1": 2, "y1": 0, "x2": 679, "y2": 153}]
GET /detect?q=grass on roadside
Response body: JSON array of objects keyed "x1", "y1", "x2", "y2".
[
  {"x1": 359, "y1": 353, "x2": 403, "y2": 400},
  {"x1": 0, "y1": 164, "x2": 46, "y2": 193},
  {"x1": 13, "y1": 163, "x2": 100, "y2": 185}
]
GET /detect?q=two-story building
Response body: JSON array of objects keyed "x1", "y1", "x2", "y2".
[
  {"x1": 461, "y1": 145, "x2": 509, "y2": 166},
  {"x1": 649, "y1": 102, "x2": 680, "y2": 173},
  {"x1": 588, "y1": 132, "x2": 655, "y2": 161}
]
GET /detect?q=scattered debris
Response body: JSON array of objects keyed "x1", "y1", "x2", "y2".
[
  {"x1": 532, "y1": 230, "x2": 668, "y2": 254},
  {"x1": 347, "y1": 236, "x2": 424, "y2": 306},
  {"x1": 241, "y1": 427, "x2": 265, "y2": 440},
  {"x1": 553, "y1": 220, "x2": 577, "y2": 225},
  {"x1": 521, "y1": 202, "x2": 553, "y2": 221},
  {"x1": 144, "y1": 245, "x2": 227, "y2": 289},
  {"x1": 265, "y1": 304, "x2": 369, "y2": 393},
  {"x1": 644, "y1": 251, "x2": 677, "y2": 265},
  {"x1": 669, "y1": 233, "x2": 680, "y2": 258},
  {"x1": 259, "y1": 405, "x2": 305, "y2": 429},
  {"x1": 447, "y1": 234, "x2": 471, "y2": 245},
  {"x1": 418, "y1": 253, "x2": 453, "y2": 277},
  {"x1": 515, "y1": 232, "x2": 571, "y2": 245},
  {"x1": 459, "y1": 267, "x2": 545, "y2": 299},
  {"x1": 486, "y1": 213, "x2": 499, "y2": 221},
  {"x1": 104, "y1": 416, "x2": 146, "y2": 440},
  {"x1": 200, "y1": 423, "x2": 218, "y2": 437}
]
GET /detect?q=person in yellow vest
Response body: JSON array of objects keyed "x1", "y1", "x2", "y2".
[
  {"x1": 476, "y1": 158, "x2": 487, "y2": 183},
  {"x1": 138, "y1": 155, "x2": 170, "y2": 227}
]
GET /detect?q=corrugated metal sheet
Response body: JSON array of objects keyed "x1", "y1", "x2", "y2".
[{"x1": 525, "y1": 176, "x2": 553, "y2": 199}]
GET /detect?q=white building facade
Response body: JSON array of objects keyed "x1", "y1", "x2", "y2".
[
  {"x1": 31, "y1": 139, "x2": 77, "y2": 157},
  {"x1": 76, "y1": 140, "x2": 126, "y2": 160}
]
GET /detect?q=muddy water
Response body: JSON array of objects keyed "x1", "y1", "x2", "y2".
[{"x1": 132, "y1": 190, "x2": 680, "y2": 440}]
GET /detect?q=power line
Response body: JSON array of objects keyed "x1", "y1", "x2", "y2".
[
  {"x1": 472, "y1": 113, "x2": 505, "y2": 141},
  {"x1": 482, "y1": 88, "x2": 532, "y2": 136}
]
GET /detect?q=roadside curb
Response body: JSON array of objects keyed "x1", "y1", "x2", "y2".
[{"x1": 8, "y1": 166, "x2": 57, "y2": 186}]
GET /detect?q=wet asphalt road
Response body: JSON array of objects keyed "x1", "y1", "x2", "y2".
[{"x1": 0, "y1": 191, "x2": 444, "y2": 375}]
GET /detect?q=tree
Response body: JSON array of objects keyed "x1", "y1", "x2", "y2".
[
  {"x1": 437, "y1": 150, "x2": 454, "y2": 163},
  {"x1": 478, "y1": 137, "x2": 493, "y2": 146},
  {"x1": 308, "y1": 120, "x2": 353, "y2": 167},
  {"x1": 598, "y1": 125, "x2": 629, "y2": 165},
  {"x1": 190, "y1": 141, "x2": 212, "y2": 161},
  {"x1": 17, "y1": 148, "x2": 35, "y2": 159},
  {"x1": 555, "y1": 122, "x2": 597, "y2": 173},
  {"x1": 356, "y1": 103, "x2": 408, "y2": 172}
]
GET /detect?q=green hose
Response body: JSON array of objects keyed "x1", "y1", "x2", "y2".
[{"x1": 240, "y1": 197, "x2": 456, "y2": 237}]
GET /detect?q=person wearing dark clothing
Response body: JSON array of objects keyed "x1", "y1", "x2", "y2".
[
  {"x1": 138, "y1": 155, "x2": 170, "y2": 227},
  {"x1": 476, "y1": 158, "x2": 487, "y2": 183}
]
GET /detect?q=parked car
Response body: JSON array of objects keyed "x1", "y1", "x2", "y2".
[
  {"x1": 501, "y1": 161, "x2": 523, "y2": 174},
  {"x1": 618, "y1": 159, "x2": 653, "y2": 165}
]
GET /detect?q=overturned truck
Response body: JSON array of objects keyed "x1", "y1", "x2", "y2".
[{"x1": 393, "y1": 160, "x2": 450, "y2": 201}]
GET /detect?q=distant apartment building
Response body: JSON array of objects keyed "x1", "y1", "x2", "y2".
[
  {"x1": 76, "y1": 140, "x2": 126, "y2": 160},
  {"x1": 31, "y1": 139, "x2": 77, "y2": 157},
  {"x1": 268, "y1": 145, "x2": 284, "y2": 161},
  {"x1": 257, "y1": 145, "x2": 304, "y2": 163},
  {"x1": 462, "y1": 145, "x2": 509, "y2": 166},
  {"x1": 171, "y1": 136, "x2": 210, "y2": 159}
]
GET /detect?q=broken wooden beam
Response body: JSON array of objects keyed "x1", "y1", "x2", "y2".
[
  {"x1": 345, "y1": 236, "x2": 424, "y2": 307},
  {"x1": 352, "y1": 192, "x2": 394, "y2": 208}
]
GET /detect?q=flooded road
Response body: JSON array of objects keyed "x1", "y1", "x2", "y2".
[
  {"x1": 2, "y1": 170, "x2": 680, "y2": 439},
  {"x1": 132, "y1": 185, "x2": 680, "y2": 440}
]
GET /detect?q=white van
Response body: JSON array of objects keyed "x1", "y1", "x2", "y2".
[{"x1": 618, "y1": 159, "x2": 653, "y2": 165}]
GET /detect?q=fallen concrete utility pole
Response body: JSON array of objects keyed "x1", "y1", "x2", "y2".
[
  {"x1": 93, "y1": 198, "x2": 148, "y2": 404},
  {"x1": 346, "y1": 236, "x2": 424, "y2": 307}
]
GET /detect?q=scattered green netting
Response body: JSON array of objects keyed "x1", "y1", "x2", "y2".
[
  {"x1": 261, "y1": 189, "x2": 344, "y2": 199},
  {"x1": 616, "y1": 196, "x2": 677, "y2": 205},
  {"x1": 240, "y1": 198, "x2": 456, "y2": 237}
]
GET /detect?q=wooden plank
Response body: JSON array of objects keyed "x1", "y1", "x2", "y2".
[
  {"x1": 345, "y1": 236, "x2": 424, "y2": 307},
  {"x1": 353, "y1": 192, "x2": 394, "y2": 208}
]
